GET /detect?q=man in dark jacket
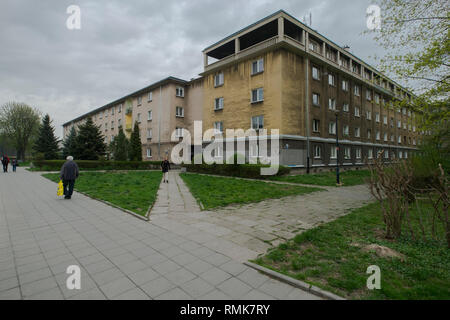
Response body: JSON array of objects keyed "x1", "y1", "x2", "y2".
[
  {"x1": 2, "y1": 155, "x2": 9, "y2": 173},
  {"x1": 161, "y1": 157, "x2": 170, "y2": 183},
  {"x1": 60, "y1": 156, "x2": 79, "y2": 199}
]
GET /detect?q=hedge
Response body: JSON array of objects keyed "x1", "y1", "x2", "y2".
[
  {"x1": 182, "y1": 163, "x2": 290, "y2": 179},
  {"x1": 31, "y1": 160, "x2": 164, "y2": 171}
]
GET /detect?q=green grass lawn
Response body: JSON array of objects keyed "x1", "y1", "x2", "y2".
[
  {"x1": 43, "y1": 171, "x2": 162, "y2": 216},
  {"x1": 270, "y1": 169, "x2": 370, "y2": 186},
  {"x1": 254, "y1": 201, "x2": 450, "y2": 300},
  {"x1": 180, "y1": 173, "x2": 323, "y2": 210}
]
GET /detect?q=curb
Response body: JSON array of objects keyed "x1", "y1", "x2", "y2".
[{"x1": 244, "y1": 261, "x2": 345, "y2": 300}]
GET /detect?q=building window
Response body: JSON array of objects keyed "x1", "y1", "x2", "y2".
[
  {"x1": 137, "y1": 113, "x2": 141, "y2": 123},
  {"x1": 383, "y1": 115, "x2": 388, "y2": 125},
  {"x1": 376, "y1": 131, "x2": 380, "y2": 140},
  {"x1": 176, "y1": 106, "x2": 184, "y2": 118},
  {"x1": 137, "y1": 96, "x2": 142, "y2": 106},
  {"x1": 118, "y1": 104, "x2": 122, "y2": 113},
  {"x1": 375, "y1": 112, "x2": 380, "y2": 122},
  {"x1": 105, "y1": 110, "x2": 108, "y2": 118},
  {"x1": 312, "y1": 93, "x2": 320, "y2": 106},
  {"x1": 251, "y1": 59, "x2": 264, "y2": 75},
  {"x1": 403, "y1": 122, "x2": 407, "y2": 130},
  {"x1": 213, "y1": 145, "x2": 223, "y2": 158},
  {"x1": 366, "y1": 111, "x2": 372, "y2": 120},
  {"x1": 399, "y1": 151, "x2": 403, "y2": 159},
  {"x1": 214, "y1": 97, "x2": 224, "y2": 110},
  {"x1": 328, "y1": 74, "x2": 335, "y2": 86},
  {"x1": 398, "y1": 136, "x2": 402, "y2": 144},
  {"x1": 366, "y1": 90, "x2": 372, "y2": 101},
  {"x1": 329, "y1": 122, "x2": 336, "y2": 135},
  {"x1": 214, "y1": 72, "x2": 224, "y2": 87},
  {"x1": 176, "y1": 127, "x2": 184, "y2": 138},
  {"x1": 368, "y1": 149, "x2": 374, "y2": 159},
  {"x1": 251, "y1": 115, "x2": 264, "y2": 131},
  {"x1": 146, "y1": 148, "x2": 152, "y2": 158},
  {"x1": 314, "y1": 145, "x2": 321, "y2": 159},
  {"x1": 148, "y1": 92, "x2": 153, "y2": 102},
  {"x1": 342, "y1": 80, "x2": 349, "y2": 91},
  {"x1": 355, "y1": 127, "x2": 361, "y2": 137},
  {"x1": 356, "y1": 148, "x2": 362, "y2": 159},
  {"x1": 375, "y1": 94, "x2": 380, "y2": 104},
  {"x1": 343, "y1": 125, "x2": 349, "y2": 136},
  {"x1": 312, "y1": 119, "x2": 320, "y2": 132},
  {"x1": 355, "y1": 106, "x2": 360, "y2": 117},
  {"x1": 384, "y1": 150, "x2": 389, "y2": 159},
  {"x1": 402, "y1": 107, "x2": 407, "y2": 115},
  {"x1": 250, "y1": 144, "x2": 259, "y2": 158},
  {"x1": 176, "y1": 86, "x2": 184, "y2": 97},
  {"x1": 214, "y1": 121, "x2": 223, "y2": 134},
  {"x1": 384, "y1": 132, "x2": 388, "y2": 141},
  {"x1": 328, "y1": 98, "x2": 336, "y2": 111},
  {"x1": 118, "y1": 119, "x2": 122, "y2": 127},
  {"x1": 343, "y1": 103, "x2": 349, "y2": 112},
  {"x1": 312, "y1": 66, "x2": 320, "y2": 80},
  {"x1": 111, "y1": 121, "x2": 114, "y2": 129},
  {"x1": 330, "y1": 146, "x2": 337, "y2": 159},
  {"x1": 251, "y1": 88, "x2": 264, "y2": 103},
  {"x1": 147, "y1": 129, "x2": 152, "y2": 139},
  {"x1": 391, "y1": 134, "x2": 395, "y2": 142},
  {"x1": 354, "y1": 85, "x2": 360, "y2": 96},
  {"x1": 148, "y1": 110, "x2": 152, "y2": 121},
  {"x1": 367, "y1": 129, "x2": 371, "y2": 139},
  {"x1": 397, "y1": 120, "x2": 401, "y2": 128},
  {"x1": 344, "y1": 147, "x2": 351, "y2": 159},
  {"x1": 111, "y1": 107, "x2": 115, "y2": 115}
]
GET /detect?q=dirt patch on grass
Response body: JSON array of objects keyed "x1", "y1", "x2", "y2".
[{"x1": 362, "y1": 244, "x2": 406, "y2": 261}]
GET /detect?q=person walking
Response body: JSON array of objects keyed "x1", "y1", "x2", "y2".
[
  {"x1": 59, "y1": 156, "x2": 79, "y2": 199},
  {"x1": 12, "y1": 158, "x2": 18, "y2": 172},
  {"x1": 1, "y1": 155, "x2": 9, "y2": 173},
  {"x1": 161, "y1": 156, "x2": 170, "y2": 183}
]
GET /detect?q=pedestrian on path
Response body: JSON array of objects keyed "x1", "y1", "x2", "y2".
[
  {"x1": 161, "y1": 156, "x2": 170, "y2": 183},
  {"x1": 1, "y1": 155, "x2": 9, "y2": 173},
  {"x1": 59, "y1": 155, "x2": 79, "y2": 199},
  {"x1": 12, "y1": 158, "x2": 18, "y2": 172}
]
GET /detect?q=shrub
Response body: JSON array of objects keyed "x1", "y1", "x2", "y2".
[
  {"x1": 182, "y1": 162, "x2": 290, "y2": 179},
  {"x1": 31, "y1": 160, "x2": 163, "y2": 171}
]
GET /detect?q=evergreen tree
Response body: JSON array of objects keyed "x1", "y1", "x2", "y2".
[
  {"x1": 74, "y1": 117, "x2": 106, "y2": 160},
  {"x1": 62, "y1": 126, "x2": 78, "y2": 158},
  {"x1": 111, "y1": 126, "x2": 128, "y2": 161},
  {"x1": 33, "y1": 114, "x2": 60, "y2": 159},
  {"x1": 128, "y1": 121, "x2": 142, "y2": 161}
]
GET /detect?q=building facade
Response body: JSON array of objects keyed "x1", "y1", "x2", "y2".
[{"x1": 63, "y1": 10, "x2": 419, "y2": 168}]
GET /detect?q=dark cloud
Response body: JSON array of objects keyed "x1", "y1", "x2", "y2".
[{"x1": 0, "y1": 0, "x2": 384, "y2": 138}]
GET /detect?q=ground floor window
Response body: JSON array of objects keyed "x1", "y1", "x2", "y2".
[
  {"x1": 344, "y1": 147, "x2": 351, "y2": 159},
  {"x1": 146, "y1": 148, "x2": 152, "y2": 158},
  {"x1": 314, "y1": 145, "x2": 321, "y2": 159},
  {"x1": 330, "y1": 146, "x2": 337, "y2": 159}
]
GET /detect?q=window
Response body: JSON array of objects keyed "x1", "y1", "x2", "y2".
[
  {"x1": 105, "y1": 110, "x2": 108, "y2": 118},
  {"x1": 147, "y1": 129, "x2": 152, "y2": 139},
  {"x1": 355, "y1": 127, "x2": 361, "y2": 137},
  {"x1": 391, "y1": 134, "x2": 394, "y2": 142},
  {"x1": 329, "y1": 122, "x2": 336, "y2": 135},
  {"x1": 398, "y1": 136, "x2": 402, "y2": 144},
  {"x1": 343, "y1": 125, "x2": 349, "y2": 136},
  {"x1": 413, "y1": 125, "x2": 416, "y2": 132},
  {"x1": 342, "y1": 80, "x2": 349, "y2": 91},
  {"x1": 111, "y1": 135, "x2": 114, "y2": 142},
  {"x1": 105, "y1": 122, "x2": 108, "y2": 130},
  {"x1": 344, "y1": 147, "x2": 351, "y2": 159},
  {"x1": 384, "y1": 150, "x2": 389, "y2": 159},
  {"x1": 328, "y1": 74, "x2": 335, "y2": 86},
  {"x1": 111, "y1": 121, "x2": 114, "y2": 129},
  {"x1": 375, "y1": 94, "x2": 380, "y2": 104},
  {"x1": 314, "y1": 145, "x2": 321, "y2": 159},
  {"x1": 137, "y1": 96, "x2": 142, "y2": 106},
  {"x1": 146, "y1": 148, "x2": 152, "y2": 158},
  {"x1": 312, "y1": 119, "x2": 320, "y2": 132},
  {"x1": 214, "y1": 72, "x2": 224, "y2": 87},
  {"x1": 403, "y1": 122, "x2": 407, "y2": 130},
  {"x1": 413, "y1": 138, "x2": 416, "y2": 145},
  {"x1": 176, "y1": 86, "x2": 184, "y2": 97},
  {"x1": 111, "y1": 107, "x2": 115, "y2": 115},
  {"x1": 355, "y1": 106, "x2": 360, "y2": 117},
  {"x1": 397, "y1": 120, "x2": 401, "y2": 128},
  {"x1": 368, "y1": 149, "x2": 374, "y2": 159},
  {"x1": 354, "y1": 85, "x2": 360, "y2": 96},
  {"x1": 309, "y1": 40, "x2": 320, "y2": 53},
  {"x1": 384, "y1": 132, "x2": 388, "y2": 141},
  {"x1": 251, "y1": 88, "x2": 264, "y2": 103},
  {"x1": 366, "y1": 90, "x2": 372, "y2": 101},
  {"x1": 251, "y1": 59, "x2": 264, "y2": 75},
  {"x1": 312, "y1": 66, "x2": 320, "y2": 80},
  {"x1": 176, "y1": 127, "x2": 184, "y2": 138},
  {"x1": 356, "y1": 148, "x2": 362, "y2": 159},
  {"x1": 367, "y1": 129, "x2": 371, "y2": 139},
  {"x1": 148, "y1": 91, "x2": 153, "y2": 102},
  {"x1": 250, "y1": 144, "x2": 259, "y2": 158},
  {"x1": 312, "y1": 93, "x2": 320, "y2": 106},
  {"x1": 330, "y1": 146, "x2": 337, "y2": 159},
  {"x1": 376, "y1": 131, "x2": 380, "y2": 140},
  {"x1": 118, "y1": 119, "x2": 122, "y2": 127},
  {"x1": 390, "y1": 117, "x2": 394, "y2": 127},
  {"x1": 328, "y1": 98, "x2": 336, "y2": 110},
  {"x1": 147, "y1": 110, "x2": 152, "y2": 121},
  {"x1": 366, "y1": 111, "x2": 372, "y2": 120},
  {"x1": 176, "y1": 106, "x2": 184, "y2": 117},
  {"x1": 405, "y1": 151, "x2": 408, "y2": 159},
  {"x1": 99, "y1": 112, "x2": 103, "y2": 119},
  {"x1": 343, "y1": 103, "x2": 349, "y2": 112},
  {"x1": 118, "y1": 104, "x2": 122, "y2": 113},
  {"x1": 214, "y1": 97, "x2": 224, "y2": 110},
  {"x1": 398, "y1": 151, "x2": 403, "y2": 159},
  {"x1": 251, "y1": 115, "x2": 264, "y2": 130},
  {"x1": 402, "y1": 108, "x2": 407, "y2": 115},
  {"x1": 137, "y1": 113, "x2": 141, "y2": 123},
  {"x1": 214, "y1": 121, "x2": 223, "y2": 134},
  {"x1": 213, "y1": 145, "x2": 223, "y2": 158},
  {"x1": 375, "y1": 112, "x2": 380, "y2": 122},
  {"x1": 383, "y1": 115, "x2": 388, "y2": 125}
]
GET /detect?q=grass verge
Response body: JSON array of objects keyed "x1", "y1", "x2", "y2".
[
  {"x1": 270, "y1": 169, "x2": 370, "y2": 186},
  {"x1": 253, "y1": 201, "x2": 450, "y2": 300},
  {"x1": 43, "y1": 171, "x2": 162, "y2": 216},
  {"x1": 180, "y1": 173, "x2": 322, "y2": 210}
]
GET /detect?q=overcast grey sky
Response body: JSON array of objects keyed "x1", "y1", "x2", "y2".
[{"x1": 0, "y1": 0, "x2": 387, "y2": 138}]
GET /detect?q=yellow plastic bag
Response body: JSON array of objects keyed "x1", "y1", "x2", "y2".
[{"x1": 57, "y1": 180, "x2": 64, "y2": 196}]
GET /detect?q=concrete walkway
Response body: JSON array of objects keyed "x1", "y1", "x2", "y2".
[{"x1": 0, "y1": 168, "x2": 319, "y2": 300}]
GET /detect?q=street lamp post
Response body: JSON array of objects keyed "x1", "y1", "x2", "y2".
[{"x1": 335, "y1": 111, "x2": 340, "y2": 185}]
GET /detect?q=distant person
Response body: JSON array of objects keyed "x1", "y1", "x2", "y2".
[
  {"x1": 161, "y1": 156, "x2": 170, "y2": 183},
  {"x1": 12, "y1": 158, "x2": 18, "y2": 172},
  {"x1": 59, "y1": 156, "x2": 79, "y2": 199},
  {"x1": 1, "y1": 155, "x2": 9, "y2": 173}
]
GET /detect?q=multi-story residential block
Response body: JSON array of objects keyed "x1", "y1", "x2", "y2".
[
  {"x1": 63, "y1": 77, "x2": 203, "y2": 161},
  {"x1": 200, "y1": 10, "x2": 418, "y2": 169},
  {"x1": 63, "y1": 10, "x2": 418, "y2": 168}
]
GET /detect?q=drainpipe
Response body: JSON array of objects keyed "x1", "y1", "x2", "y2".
[
  {"x1": 158, "y1": 85, "x2": 162, "y2": 159},
  {"x1": 305, "y1": 31, "x2": 311, "y2": 174}
]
